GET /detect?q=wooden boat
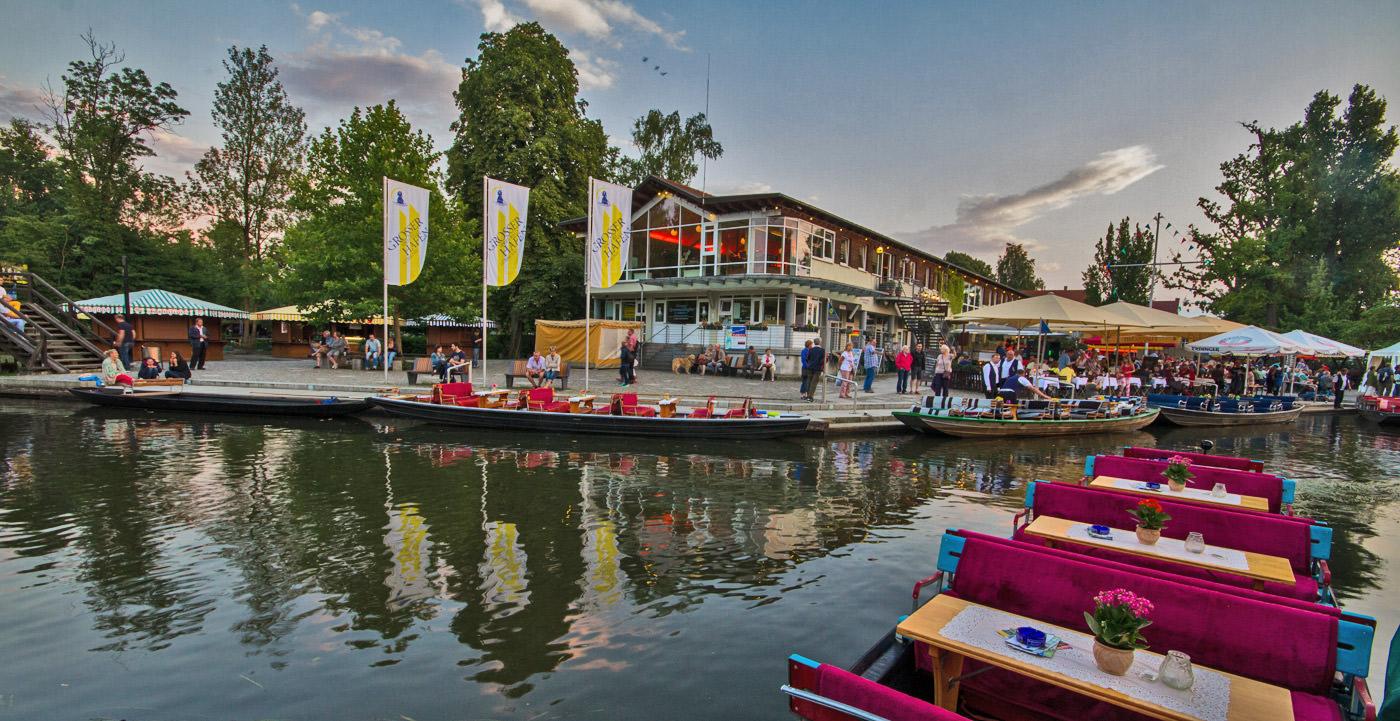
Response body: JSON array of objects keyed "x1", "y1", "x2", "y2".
[
  {"x1": 893, "y1": 398, "x2": 1158, "y2": 438},
  {"x1": 68, "y1": 387, "x2": 371, "y2": 417},
  {"x1": 1148, "y1": 393, "x2": 1303, "y2": 427},
  {"x1": 367, "y1": 387, "x2": 811, "y2": 439},
  {"x1": 1357, "y1": 395, "x2": 1400, "y2": 425}
]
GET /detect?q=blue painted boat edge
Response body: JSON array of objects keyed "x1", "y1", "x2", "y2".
[
  {"x1": 1024, "y1": 480, "x2": 1046, "y2": 508},
  {"x1": 937, "y1": 532, "x2": 965, "y2": 575},
  {"x1": 788, "y1": 654, "x2": 820, "y2": 669},
  {"x1": 1281, "y1": 478, "x2": 1296, "y2": 505},
  {"x1": 1084, "y1": 456, "x2": 1096, "y2": 476},
  {"x1": 1337, "y1": 619, "x2": 1374, "y2": 678},
  {"x1": 1310, "y1": 525, "x2": 1333, "y2": 561}
]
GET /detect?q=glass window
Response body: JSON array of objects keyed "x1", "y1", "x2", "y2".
[
  {"x1": 666, "y1": 300, "x2": 697, "y2": 324},
  {"x1": 839, "y1": 238, "x2": 850, "y2": 265},
  {"x1": 697, "y1": 300, "x2": 710, "y2": 323},
  {"x1": 653, "y1": 302, "x2": 665, "y2": 323},
  {"x1": 764, "y1": 223, "x2": 785, "y2": 274},
  {"x1": 733, "y1": 298, "x2": 752, "y2": 323},
  {"x1": 679, "y1": 221, "x2": 702, "y2": 272},
  {"x1": 811, "y1": 227, "x2": 835, "y2": 261},
  {"x1": 790, "y1": 225, "x2": 811, "y2": 275},
  {"x1": 857, "y1": 243, "x2": 868, "y2": 271},
  {"x1": 718, "y1": 221, "x2": 747, "y2": 276},
  {"x1": 647, "y1": 227, "x2": 679, "y2": 277},
  {"x1": 647, "y1": 198, "x2": 680, "y2": 229}
]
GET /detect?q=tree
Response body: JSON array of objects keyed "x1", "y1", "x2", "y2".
[
  {"x1": 279, "y1": 102, "x2": 477, "y2": 340},
  {"x1": 943, "y1": 250, "x2": 994, "y2": 278},
  {"x1": 1167, "y1": 85, "x2": 1400, "y2": 328},
  {"x1": 995, "y1": 242, "x2": 1045, "y2": 291},
  {"x1": 1083, "y1": 218, "x2": 1155, "y2": 305},
  {"x1": 187, "y1": 45, "x2": 307, "y2": 341},
  {"x1": 446, "y1": 22, "x2": 611, "y2": 356},
  {"x1": 613, "y1": 109, "x2": 722, "y2": 186}
]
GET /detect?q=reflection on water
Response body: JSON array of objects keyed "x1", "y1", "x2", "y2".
[{"x1": 0, "y1": 403, "x2": 1395, "y2": 719}]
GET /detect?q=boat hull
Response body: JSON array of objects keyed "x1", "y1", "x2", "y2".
[
  {"x1": 367, "y1": 396, "x2": 812, "y2": 439},
  {"x1": 1358, "y1": 407, "x2": 1400, "y2": 425},
  {"x1": 892, "y1": 408, "x2": 1159, "y2": 438},
  {"x1": 68, "y1": 387, "x2": 370, "y2": 417},
  {"x1": 1156, "y1": 405, "x2": 1302, "y2": 427}
]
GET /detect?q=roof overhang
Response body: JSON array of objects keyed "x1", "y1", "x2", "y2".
[{"x1": 599, "y1": 274, "x2": 887, "y2": 303}]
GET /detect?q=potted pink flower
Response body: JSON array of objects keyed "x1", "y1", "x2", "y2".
[
  {"x1": 1084, "y1": 588, "x2": 1153, "y2": 675},
  {"x1": 1162, "y1": 455, "x2": 1194, "y2": 492}
]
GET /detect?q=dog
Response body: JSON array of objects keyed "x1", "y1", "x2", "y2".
[{"x1": 671, "y1": 356, "x2": 690, "y2": 375}]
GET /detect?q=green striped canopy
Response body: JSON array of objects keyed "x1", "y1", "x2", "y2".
[{"x1": 72, "y1": 289, "x2": 248, "y2": 319}]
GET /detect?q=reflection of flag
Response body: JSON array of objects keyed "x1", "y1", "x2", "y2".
[
  {"x1": 587, "y1": 179, "x2": 633, "y2": 288},
  {"x1": 481, "y1": 521, "x2": 529, "y2": 609},
  {"x1": 483, "y1": 178, "x2": 529, "y2": 287},
  {"x1": 385, "y1": 178, "x2": 430, "y2": 286},
  {"x1": 1039, "y1": 319, "x2": 1050, "y2": 335}
]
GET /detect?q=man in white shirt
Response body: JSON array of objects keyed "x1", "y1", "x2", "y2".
[
  {"x1": 525, "y1": 350, "x2": 547, "y2": 388},
  {"x1": 981, "y1": 358, "x2": 998, "y2": 399}
]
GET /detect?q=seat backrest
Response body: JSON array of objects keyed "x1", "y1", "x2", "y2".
[
  {"x1": 1029, "y1": 480, "x2": 1312, "y2": 571},
  {"x1": 412, "y1": 357, "x2": 432, "y2": 372},
  {"x1": 511, "y1": 360, "x2": 528, "y2": 374},
  {"x1": 947, "y1": 530, "x2": 1340, "y2": 695},
  {"x1": 436, "y1": 381, "x2": 473, "y2": 396},
  {"x1": 1089, "y1": 455, "x2": 1285, "y2": 512},
  {"x1": 527, "y1": 386, "x2": 554, "y2": 403},
  {"x1": 1122, "y1": 446, "x2": 1258, "y2": 472},
  {"x1": 620, "y1": 392, "x2": 639, "y2": 406},
  {"x1": 557, "y1": 361, "x2": 570, "y2": 375}
]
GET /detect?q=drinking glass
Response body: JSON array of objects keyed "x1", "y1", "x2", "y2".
[
  {"x1": 1184, "y1": 532, "x2": 1206, "y2": 554},
  {"x1": 1159, "y1": 650, "x2": 1195, "y2": 690},
  {"x1": 1211, "y1": 482, "x2": 1227, "y2": 498}
]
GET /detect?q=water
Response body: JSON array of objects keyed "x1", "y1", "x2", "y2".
[{"x1": 0, "y1": 401, "x2": 1396, "y2": 720}]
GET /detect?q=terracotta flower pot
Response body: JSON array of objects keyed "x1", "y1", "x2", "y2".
[
  {"x1": 1167, "y1": 479, "x2": 1187, "y2": 493},
  {"x1": 1093, "y1": 640, "x2": 1135, "y2": 676},
  {"x1": 1135, "y1": 525, "x2": 1161, "y2": 545}
]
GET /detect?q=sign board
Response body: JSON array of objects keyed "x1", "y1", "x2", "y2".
[{"x1": 726, "y1": 325, "x2": 748, "y2": 350}]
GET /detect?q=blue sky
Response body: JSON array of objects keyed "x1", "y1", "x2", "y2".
[{"x1": 2, "y1": 0, "x2": 1397, "y2": 290}]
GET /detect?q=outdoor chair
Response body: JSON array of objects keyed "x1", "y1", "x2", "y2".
[
  {"x1": 616, "y1": 392, "x2": 656, "y2": 417},
  {"x1": 723, "y1": 398, "x2": 755, "y2": 418},
  {"x1": 432, "y1": 382, "x2": 479, "y2": 407},
  {"x1": 525, "y1": 387, "x2": 570, "y2": 413},
  {"x1": 689, "y1": 396, "x2": 717, "y2": 418}
]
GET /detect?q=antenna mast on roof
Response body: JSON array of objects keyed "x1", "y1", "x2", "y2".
[{"x1": 701, "y1": 52, "x2": 711, "y2": 196}]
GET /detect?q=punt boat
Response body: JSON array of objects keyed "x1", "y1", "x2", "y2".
[
  {"x1": 1148, "y1": 393, "x2": 1303, "y2": 427},
  {"x1": 1357, "y1": 395, "x2": 1400, "y2": 426},
  {"x1": 893, "y1": 397, "x2": 1159, "y2": 438},
  {"x1": 68, "y1": 387, "x2": 371, "y2": 417},
  {"x1": 367, "y1": 383, "x2": 811, "y2": 439}
]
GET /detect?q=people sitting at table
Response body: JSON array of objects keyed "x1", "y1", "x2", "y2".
[
  {"x1": 364, "y1": 332, "x2": 382, "y2": 371},
  {"x1": 525, "y1": 350, "x2": 547, "y2": 387},
  {"x1": 101, "y1": 348, "x2": 133, "y2": 386},
  {"x1": 165, "y1": 351, "x2": 192, "y2": 380},
  {"x1": 135, "y1": 356, "x2": 161, "y2": 380},
  {"x1": 544, "y1": 346, "x2": 562, "y2": 388}
]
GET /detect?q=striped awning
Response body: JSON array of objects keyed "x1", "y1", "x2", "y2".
[
  {"x1": 419, "y1": 314, "x2": 496, "y2": 329},
  {"x1": 251, "y1": 307, "x2": 495, "y2": 329},
  {"x1": 72, "y1": 289, "x2": 248, "y2": 319}
]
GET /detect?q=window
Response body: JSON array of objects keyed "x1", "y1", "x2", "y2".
[
  {"x1": 666, "y1": 300, "x2": 698, "y2": 324},
  {"x1": 839, "y1": 238, "x2": 850, "y2": 265},
  {"x1": 811, "y1": 226, "x2": 835, "y2": 261},
  {"x1": 857, "y1": 243, "x2": 868, "y2": 272}
]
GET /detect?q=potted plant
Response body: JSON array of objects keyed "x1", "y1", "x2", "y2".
[
  {"x1": 1084, "y1": 588, "x2": 1153, "y2": 676},
  {"x1": 1162, "y1": 455, "x2": 1194, "y2": 492},
  {"x1": 1126, "y1": 498, "x2": 1171, "y2": 545}
]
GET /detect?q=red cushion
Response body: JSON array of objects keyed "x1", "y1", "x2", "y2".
[
  {"x1": 527, "y1": 387, "x2": 554, "y2": 404},
  {"x1": 690, "y1": 409, "x2": 712, "y2": 418},
  {"x1": 812, "y1": 663, "x2": 966, "y2": 721},
  {"x1": 1092, "y1": 455, "x2": 1285, "y2": 512},
  {"x1": 950, "y1": 530, "x2": 1338, "y2": 695},
  {"x1": 1122, "y1": 447, "x2": 1257, "y2": 471},
  {"x1": 439, "y1": 382, "x2": 473, "y2": 396},
  {"x1": 1289, "y1": 691, "x2": 1343, "y2": 721},
  {"x1": 624, "y1": 407, "x2": 656, "y2": 417}
]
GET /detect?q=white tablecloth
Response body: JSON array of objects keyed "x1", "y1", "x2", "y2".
[
  {"x1": 1101, "y1": 477, "x2": 1244, "y2": 507},
  {"x1": 939, "y1": 604, "x2": 1231, "y2": 721},
  {"x1": 1066, "y1": 523, "x2": 1248, "y2": 571}
]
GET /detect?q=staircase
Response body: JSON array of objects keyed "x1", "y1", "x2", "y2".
[
  {"x1": 0, "y1": 270, "x2": 108, "y2": 374},
  {"x1": 892, "y1": 298, "x2": 950, "y2": 350},
  {"x1": 639, "y1": 343, "x2": 698, "y2": 371}
]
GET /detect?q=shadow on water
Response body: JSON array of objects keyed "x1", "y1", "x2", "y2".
[{"x1": 0, "y1": 402, "x2": 1395, "y2": 719}]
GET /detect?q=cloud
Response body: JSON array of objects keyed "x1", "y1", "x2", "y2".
[
  {"x1": 144, "y1": 129, "x2": 211, "y2": 177},
  {"x1": 896, "y1": 145, "x2": 1164, "y2": 258},
  {"x1": 0, "y1": 76, "x2": 48, "y2": 122},
  {"x1": 282, "y1": 8, "x2": 461, "y2": 142},
  {"x1": 471, "y1": 0, "x2": 687, "y2": 50},
  {"x1": 571, "y1": 49, "x2": 617, "y2": 90}
]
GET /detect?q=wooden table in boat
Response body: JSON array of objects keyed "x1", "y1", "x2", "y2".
[
  {"x1": 568, "y1": 394, "x2": 596, "y2": 413},
  {"x1": 474, "y1": 389, "x2": 513, "y2": 408},
  {"x1": 1024, "y1": 515, "x2": 1294, "y2": 590},
  {"x1": 658, "y1": 397, "x2": 678, "y2": 418},
  {"x1": 1089, "y1": 476, "x2": 1270, "y2": 512},
  {"x1": 896, "y1": 595, "x2": 1293, "y2": 721}
]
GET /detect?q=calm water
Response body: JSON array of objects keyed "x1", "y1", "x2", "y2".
[{"x1": 1, "y1": 401, "x2": 1396, "y2": 720}]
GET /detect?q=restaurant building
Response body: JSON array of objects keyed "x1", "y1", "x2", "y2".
[{"x1": 563, "y1": 177, "x2": 1024, "y2": 372}]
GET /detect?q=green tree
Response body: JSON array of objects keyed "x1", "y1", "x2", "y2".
[
  {"x1": 446, "y1": 22, "x2": 611, "y2": 356},
  {"x1": 943, "y1": 250, "x2": 994, "y2": 278},
  {"x1": 995, "y1": 242, "x2": 1045, "y2": 291},
  {"x1": 187, "y1": 45, "x2": 307, "y2": 340},
  {"x1": 1083, "y1": 219, "x2": 1155, "y2": 305},
  {"x1": 279, "y1": 102, "x2": 477, "y2": 340},
  {"x1": 613, "y1": 109, "x2": 722, "y2": 186},
  {"x1": 1168, "y1": 85, "x2": 1400, "y2": 327}
]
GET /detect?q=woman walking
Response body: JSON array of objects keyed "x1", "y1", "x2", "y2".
[
  {"x1": 932, "y1": 342, "x2": 953, "y2": 408},
  {"x1": 895, "y1": 345, "x2": 913, "y2": 394},
  {"x1": 838, "y1": 342, "x2": 858, "y2": 398}
]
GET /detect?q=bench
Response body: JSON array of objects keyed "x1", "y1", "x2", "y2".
[
  {"x1": 1015, "y1": 480, "x2": 1331, "y2": 603},
  {"x1": 406, "y1": 357, "x2": 434, "y2": 385},
  {"x1": 133, "y1": 378, "x2": 186, "y2": 387},
  {"x1": 922, "y1": 529, "x2": 1373, "y2": 721},
  {"x1": 1085, "y1": 454, "x2": 1293, "y2": 513},
  {"x1": 504, "y1": 359, "x2": 570, "y2": 389},
  {"x1": 1122, "y1": 445, "x2": 1263, "y2": 472}
]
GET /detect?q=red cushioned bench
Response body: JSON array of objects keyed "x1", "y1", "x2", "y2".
[
  {"x1": 1014, "y1": 480, "x2": 1333, "y2": 604},
  {"x1": 1086, "y1": 454, "x2": 1295, "y2": 513},
  {"x1": 918, "y1": 529, "x2": 1374, "y2": 721},
  {"x1": 1122, "y1": 446, "x2": 1264, "y2": 472}
]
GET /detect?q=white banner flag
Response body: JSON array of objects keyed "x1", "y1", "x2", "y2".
[
  {"x1": 385, "y1": 178, "x2": 430, "y2": 286},
  {"x1": 483, "y1": 178, "x2": 529, "y2": 287},
  {"x1": 587, "y1": 179, "x2": 632, "y2": 289}
]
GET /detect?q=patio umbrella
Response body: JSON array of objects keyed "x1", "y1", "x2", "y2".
[
  {"x1": 1185, "y1": 316, "x2": 1246, "y2": 335},
  {"x1": 1100, "y1": 301, "x2": 1219, "y2": 341},
  {"x1": 1186, "y1": 326, "x2": 1308, "y2": 355},
  {"x1": 950, "y1": 294, "x2": 1146, "y2": 330},
  {"x1": 1280, "y1": 330, "x2": 1365, "y2": 358}
]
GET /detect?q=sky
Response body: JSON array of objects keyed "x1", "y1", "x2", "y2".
[{"x1": 2, "y1": 0, "x2": 1398, "y2": 294}]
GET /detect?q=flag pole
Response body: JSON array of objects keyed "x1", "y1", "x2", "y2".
[
  {"x1": 382, "y1": 176, "x2": 390, "y2": 382},
  {"x1": 478, "y1": 176, "x2": 487, "y2": 387},
  {"x1": 585, "y1": 178, "x2": 593, "y2": 392}
]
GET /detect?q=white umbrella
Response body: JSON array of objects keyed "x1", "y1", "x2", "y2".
[
  {"x1": 1186, "y1": 326, "x2": 1309, "y2": 355},
  {"x1": 1280, "y1": 330, "x2": 1365, "y2": 358},
  {"x1": 1359, "y1": 340, "x2": 1400, "y2": 395}
]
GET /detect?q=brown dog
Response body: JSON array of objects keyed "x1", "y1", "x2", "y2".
[{"x1": 671, "y1": 356, "x2": 690, "y2": 374}]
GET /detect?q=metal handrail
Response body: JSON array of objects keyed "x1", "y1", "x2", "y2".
[
  {"x1": 779, "y1": 685, "x2": 891, "y2": 721},
  {"x1": 3, "y1": 270, "x2": 118, "y2": 342},
  {"x1": 0, "y1": 309, "x2": 64, "y2": 372}
]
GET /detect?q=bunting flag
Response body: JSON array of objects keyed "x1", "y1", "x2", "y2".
[
  {"x1": 586, "y1": 178, "x2": 633, "y2": 289},
  {"x1": 483, "y1": 178, "x2": 529, "y2": 287},
  {"x1": 384, "y1": 178, "x2": 430, "y2": 286}
]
